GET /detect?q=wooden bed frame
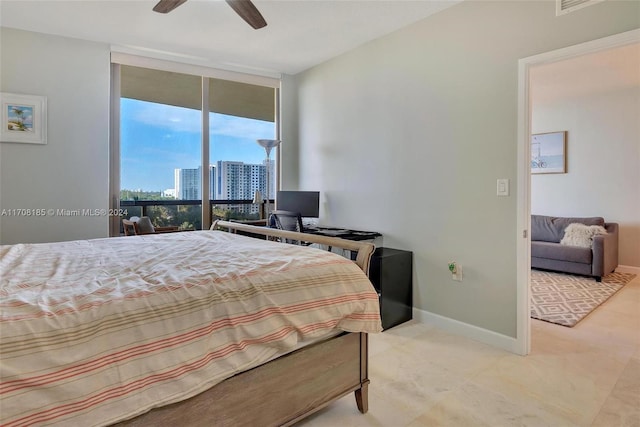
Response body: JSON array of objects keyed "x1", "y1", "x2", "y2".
[{"x1": 113, "y1": 220, "x2": 377, "y2": 427}]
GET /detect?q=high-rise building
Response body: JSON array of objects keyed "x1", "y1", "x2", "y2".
[
  {"x1": 215, "y1": 160, "x2": 270, "y2": 215},
  {"x1": 208, "y1": 166, "x2": 215, "y2": 201},
  {"x1": 174, "y1": 162, "x2": 271, "y2": 216},
  {"x1": 174, "y1": 166, "x2": 216, "y2": 200},
  {"x1": 174, "y1": 168, "x2": 199, "y2": 200}
]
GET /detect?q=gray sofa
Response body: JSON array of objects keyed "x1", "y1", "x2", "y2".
[{"x1": 531, "y1": 215, "x2": 618, "y2": 282}]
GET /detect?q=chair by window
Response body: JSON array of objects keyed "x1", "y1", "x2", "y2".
[
  {"x1": 270, "y1": 210, "x2": 310, "y2": 245},
  {"x1": 122, "y1": 216, "x2": 180, "y2": 236}
]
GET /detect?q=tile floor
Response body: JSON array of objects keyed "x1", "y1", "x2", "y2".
[{"x1": 297, "y1": 274, "x2": 639, "y2": 427}]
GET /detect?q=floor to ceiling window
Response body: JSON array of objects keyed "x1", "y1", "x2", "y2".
[
  {"x1": 110, "y1": 57, "x2": 279, "y2": 235},
  {"x1": 208, "y1": 79, "x2": 275, "y2": 221},
  {"x1": 119, "y1": 65, "x2": 203, "y2": 230}
]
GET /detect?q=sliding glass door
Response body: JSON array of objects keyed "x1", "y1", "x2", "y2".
[
  {"x1": 120, "y1": 66, "x2": 203, "y2": 230},
  {"x1": 208, "y1": 79, "x2": 276, "y2": 221},
  {"x1": 111, "y1": 59, "x2": 279, "y2": 235}
]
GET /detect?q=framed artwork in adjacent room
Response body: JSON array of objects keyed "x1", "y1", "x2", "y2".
[
  {"x1": 531, "y1": 131, "x2": 566, "y2": 174},
  {"x1": 1, "y1": 92, "x2": 47, "y2": 145}
]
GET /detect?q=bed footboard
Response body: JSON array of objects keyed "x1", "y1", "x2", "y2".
[{"x1": 113, "y1": 332, "x2": 369, "y2": 427}]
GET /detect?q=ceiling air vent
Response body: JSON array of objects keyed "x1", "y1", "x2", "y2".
[{"x1": 556, "y1": 0, "x2": 605, "y2": 15}]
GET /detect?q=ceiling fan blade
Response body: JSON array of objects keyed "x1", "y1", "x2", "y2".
[
  {"x1": 225, "y1": 0, "x2": 267, "y2": 29},
  {"x1": 153, "y1": 0, "x2": 188, "y2": 14}
]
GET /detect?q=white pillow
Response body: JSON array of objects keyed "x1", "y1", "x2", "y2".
[{"x1": 560, "y1": 223, "x2": 607, "y2": 248}]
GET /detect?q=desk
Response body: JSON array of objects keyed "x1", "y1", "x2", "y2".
[
  {"x1": 303, "y1": 226, "x2": 381, "y2": 242},
  {"x1": 230, "y1": 220, "x2": 381, "y2": 245}
]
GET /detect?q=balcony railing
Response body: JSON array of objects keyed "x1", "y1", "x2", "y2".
[{"x1": 119, "y1": 199, "x2": 272, "y2": 231}]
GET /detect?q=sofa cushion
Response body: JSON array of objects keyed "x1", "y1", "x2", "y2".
[
  {"x1": 531, "y1": 241, "x2": 593, "y2": 264},
  {"x1": 531, "y1": 215, "x2": 605, "y2": 243}
]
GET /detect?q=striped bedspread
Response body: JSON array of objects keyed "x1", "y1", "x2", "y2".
[{"x1": 0, "y1": 231, "x2": 381, "y2": 427}]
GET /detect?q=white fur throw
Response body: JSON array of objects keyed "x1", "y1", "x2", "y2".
[{"x1": 560, "y1": 223, "x2": 607, "y2": 248}]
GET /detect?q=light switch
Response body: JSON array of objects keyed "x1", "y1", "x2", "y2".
[{"x1": 497, "y1": 179, "x2": 509, "y2": 196}]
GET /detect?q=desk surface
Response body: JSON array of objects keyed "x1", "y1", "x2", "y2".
[
  {"x1": 303, "y1": 226, "x2": 381, "y2": 241},
  {"x1": 230, "y1": 220, "x2": 381, "y2": 242}
]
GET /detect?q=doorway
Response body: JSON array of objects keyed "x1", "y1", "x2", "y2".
[{"x1": 515, "y1": 28, "x2": 640, "y2": 355}]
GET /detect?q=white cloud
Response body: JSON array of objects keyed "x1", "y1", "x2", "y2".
[
  {"x1": 210, "y1": 114, "x2": 274, "y2": 141},
  {"x1": 131, "y1": 103, "x2": 201, "y2": 133}
]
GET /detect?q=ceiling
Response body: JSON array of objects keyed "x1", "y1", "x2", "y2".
[{"x1": 0, "y1": 0, "x2": 461, "y2": 76}]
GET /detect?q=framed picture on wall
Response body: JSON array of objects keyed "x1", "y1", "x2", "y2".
[
  {"x1": 531, "y1": 131, "x2": 566, "y2": 174},
  {"x1": 1, "y1": 92, "x2": 47, "y2": 145}
]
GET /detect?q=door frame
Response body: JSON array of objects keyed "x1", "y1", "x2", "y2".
[{"x1": 515, "y1": 28, "x2": 640, "y2": 355}]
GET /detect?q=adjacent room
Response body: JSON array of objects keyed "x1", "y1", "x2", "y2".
[
  {"x1": 529, "y1": 42, "x2": 639, "y2": 328},
  {"x1": 1, "y1": 0, "x2": 638, "y2": 425}
]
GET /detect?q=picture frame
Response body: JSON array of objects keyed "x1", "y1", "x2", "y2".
[
  {"x1": 1, "y1": 92, "x2": 47, "y2": 145},
  {"x1": 531, "y1": 131, "x2": 566, "y2": 174}
]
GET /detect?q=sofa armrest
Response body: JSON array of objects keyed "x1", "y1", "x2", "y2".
[{"x1": 592, "y1": 223, "x2": 618, "y2": 277}]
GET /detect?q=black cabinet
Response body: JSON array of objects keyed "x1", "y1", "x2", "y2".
[{"x1": 369, "y1": 247, "x2": 413, "y2": 330}]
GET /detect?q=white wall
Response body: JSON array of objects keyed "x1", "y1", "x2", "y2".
[
  {"x1": 531, "y1": 45, "x2": 640, "y2": 267},
  {"x1": 290, "y1": 1, "x2": 639, "y2": 337},
  {"x1": 0, "y1": 28, "x2": 110, "y2": 244},
  {"x1": 279, "y1": 74, "x2": 299, "y2": 190}
]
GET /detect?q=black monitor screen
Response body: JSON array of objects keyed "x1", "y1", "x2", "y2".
[{"x1": 276, "y1": 191, "x2": 320, "y2": 218}]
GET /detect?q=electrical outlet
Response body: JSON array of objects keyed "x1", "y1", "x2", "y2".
[
  {"x1": 448, "y1": 262, "x2": 457, "y2": 274},
  {"x1": 448, "y1": 262, "x2": 463, "y2": 281},
  {"x1": 453, "y1": 264, "x2": 463, "y2": 281}
]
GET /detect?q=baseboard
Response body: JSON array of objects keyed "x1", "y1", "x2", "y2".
[
  {"x1": 616, "y1": 265, "x2": 640, "y2": 275},
  {"x1": 412, "y1": 308, "x2": 521, "y2": 355}
]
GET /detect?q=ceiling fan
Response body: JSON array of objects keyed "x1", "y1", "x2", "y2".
[{"x1": 153, "y1": 0, "x2": 267, "y2": 29}]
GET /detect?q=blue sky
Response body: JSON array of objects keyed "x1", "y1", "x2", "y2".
[{"x1": 121, "y1": 98, "x2": 275, "y2": 191}]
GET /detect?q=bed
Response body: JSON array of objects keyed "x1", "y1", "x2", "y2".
[{"x1": 0, "y1": 220, "x2": 381, "y2": 426}]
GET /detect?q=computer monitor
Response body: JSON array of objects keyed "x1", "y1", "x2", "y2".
[{"x1": 276, "y1": 191, "x2": 320, "y2": 218}]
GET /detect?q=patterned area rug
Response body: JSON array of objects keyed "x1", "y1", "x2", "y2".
[{"x1": 530, "y1": 270, "x2": 636, "y2": 327}]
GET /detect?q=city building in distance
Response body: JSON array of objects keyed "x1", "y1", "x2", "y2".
[{"x1": 174, "y1": 160, "x2": 275, "y2": 215}]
